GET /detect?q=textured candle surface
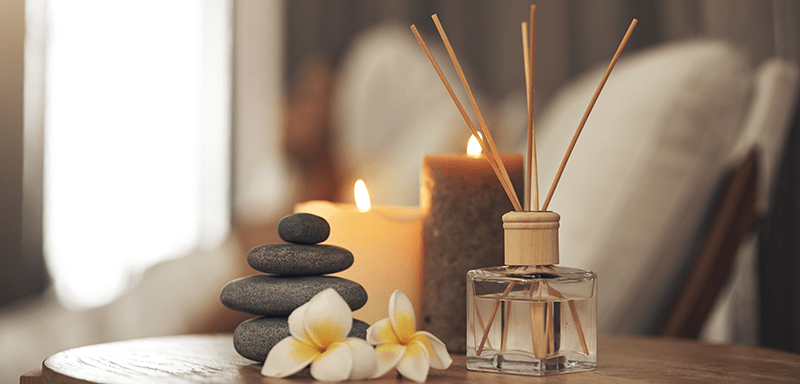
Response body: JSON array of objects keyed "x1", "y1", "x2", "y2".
[{"x1": 421, "y1": 154, "x2": 524, "y2": 353}]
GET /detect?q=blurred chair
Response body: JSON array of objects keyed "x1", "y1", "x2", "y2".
[{"x1": 661, "y1": 149, "x2": 758, "y2": 338}]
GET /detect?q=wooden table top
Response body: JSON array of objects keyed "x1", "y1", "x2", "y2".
[{"x1": 23, "y1": 334, "x2": 800, "y2": 384}]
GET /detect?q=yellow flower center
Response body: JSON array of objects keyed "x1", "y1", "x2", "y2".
[
  {"x1": 394, "y1": 313, "x2": 415, "y2": 344},
  {"x1": 290, "y1": 339, "x2": 324, "y2": 362},
  {"x1": 311, "y1": 321, "x2": 345, "y2": 348}
]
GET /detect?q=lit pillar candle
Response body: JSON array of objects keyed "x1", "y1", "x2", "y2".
[
  {"x1": 295, "y1": 181, "x2": 423, "y2": 327},
  {"x1": 421, "y1": 136, "x2": 524, "y2": 353}
]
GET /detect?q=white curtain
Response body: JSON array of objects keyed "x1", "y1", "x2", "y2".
[{"x1": 43, "y1": 0, "x2": 231, "y2": 310}]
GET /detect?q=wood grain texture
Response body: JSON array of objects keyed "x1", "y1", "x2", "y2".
[
  {"x1": 36, "y1": 334, "x2": 800, "y2": 383},
  {"x1": 19, "y1": 369, "x2": 42, "y2": 384}
]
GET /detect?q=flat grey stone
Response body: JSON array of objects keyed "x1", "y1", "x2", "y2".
[
  {"x1": 247, "y1": 244, "x2": 353, "y2": 275},
  {"x1": 233, "y1": 317, "x2": 370, "y2": 362},
  {"x1": 278, "y1": 213, "x2": 330, "y2": 244},
  {"x1": 220, "y1": 275, "x2": 368, "y2": 316}
]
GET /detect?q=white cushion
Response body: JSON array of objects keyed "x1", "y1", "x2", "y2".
[{"x1": 525, "y1": 40, "x2": 754, "y2": 333}]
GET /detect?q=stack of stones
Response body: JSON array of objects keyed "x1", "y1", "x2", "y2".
[{"x1": 220, "y1": 213, "x2": 370, "y2": 362}]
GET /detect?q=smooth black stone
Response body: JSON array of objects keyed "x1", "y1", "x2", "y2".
[
  {"x1": 233, "y1": 317, "x2": 370, "y2": 362},
  {"x1": 247, "y1": 244, "x2": 353, "y2": 275},
  {"x1": 278, "y1": 213, "x2": 330, "y2": 244},
  {"x1": 220, "y1": 275, "x2": 368, "y2": 316}
]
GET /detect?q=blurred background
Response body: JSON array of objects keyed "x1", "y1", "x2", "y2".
[{"x1": 2, "y1": 0, "x2": 799, "y2": 382}]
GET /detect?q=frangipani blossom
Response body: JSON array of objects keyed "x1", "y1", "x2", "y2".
[
  {"x1": 261, "y1": 288, "x2": 378, "y2": 382},
  {"x1": 367, "y1": 290, "x2": 452, "y2": 382}
]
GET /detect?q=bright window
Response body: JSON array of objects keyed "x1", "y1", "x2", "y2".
[{"x1": 43, "y1": 0, "x2": 231, "y2": 310}]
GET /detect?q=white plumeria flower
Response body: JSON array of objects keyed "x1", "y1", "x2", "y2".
[
  {"x1": 367, "y1": 290, "x2": 452, "y2": 382},
  {"x1": 261, "y1": 288, "x2": 378, "y2": 382}
]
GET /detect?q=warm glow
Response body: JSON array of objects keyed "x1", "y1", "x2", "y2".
[
  {"x1": 467, "y1": 134, "x2": 483, "y2": 158},
  {"x1": 354, "y1": 179, "x2": 371, "y2": 212}
]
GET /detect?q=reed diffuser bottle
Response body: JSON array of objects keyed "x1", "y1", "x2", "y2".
[{"x1": 467, "y1": 211, "x2": 597, "y2": 375}]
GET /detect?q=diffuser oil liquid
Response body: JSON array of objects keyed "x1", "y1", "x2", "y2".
[{"x1": 467, "y1": 265, "x2": 597, "y2": 376}]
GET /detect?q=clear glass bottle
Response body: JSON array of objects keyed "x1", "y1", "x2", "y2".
[{"x1": 467, "y1": 211, "x2": 597, "y2": 375}]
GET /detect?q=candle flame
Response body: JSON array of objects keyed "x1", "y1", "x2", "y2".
[
  {"x1": 354, "y1": 179, "x2": 371, "y2": 212},
  {"x1": 467, "y1": 134, "x2": 483, "y2": 158}
]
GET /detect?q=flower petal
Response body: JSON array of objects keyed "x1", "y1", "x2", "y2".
[
  {"x1": 371, "y1": 343, "x2": 406, "y2": 379},
  {"x1": 304, "y1": 288, "x2": 353, "y2": 348},
  {"x1": 366, "y1": 318, "x2": 400, "y2": 345},
  {"x1": 288, "y1": 301, "x2": 313, "y2": 344},
  {"x1": 396, "y1": 339, "x2": 431, "y2": 383},
  {"x1": 412, "y1": 331, "x2": 452, "y2": 370},
  {"x1": 309, "y1": 341, "x2": 353, "y2": 382},
  {"x1": 389, "y1": 290, "x2": 416, "y2": 343},
  {"x1": 344, "y1": 337, "x2": 379, "y2": 380},
  {"x1": 261, "y1": 336, "x2": 319, "y2": 378}
]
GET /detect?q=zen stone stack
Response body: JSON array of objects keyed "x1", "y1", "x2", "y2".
[{"x1": 220, "y1": 213, "x2": 370, "y2": 362}]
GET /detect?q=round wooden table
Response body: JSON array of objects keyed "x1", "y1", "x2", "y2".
[{"x1": 22, "y1": 334, "x2": 800, "y2": 383}]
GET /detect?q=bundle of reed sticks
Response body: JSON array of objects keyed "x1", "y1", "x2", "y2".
[
  {"x1": 411, "y1": 6, "x2": 637, "y2": 213},
  {"x1": 412, "y1": 4, "x2": 637, "y2": 360}
]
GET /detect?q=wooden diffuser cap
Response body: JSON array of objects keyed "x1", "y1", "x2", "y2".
[{"x1": 503, "y1": 211, "x2": 560, "y2": 266}]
